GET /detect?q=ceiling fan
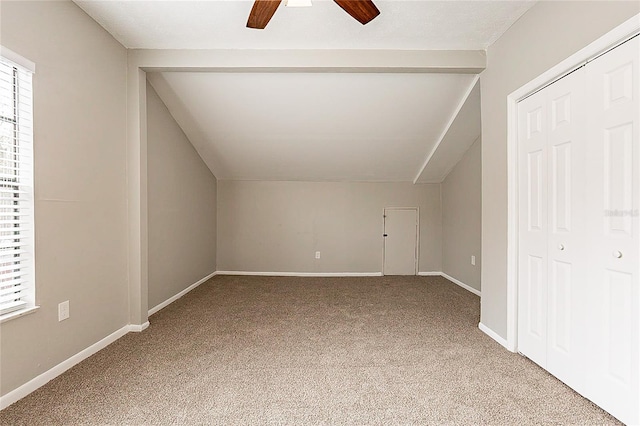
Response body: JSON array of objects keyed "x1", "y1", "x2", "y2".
[{"x1": 247, "y1": 0, "x2": 380, "y2": 30}]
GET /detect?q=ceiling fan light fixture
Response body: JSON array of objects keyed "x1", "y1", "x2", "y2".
[
  {"x1": 285, "y1": 0, "x2": 312, "y2": 7},
  {"x1": 247, "y1": 0, "x2": 378, "y2": 29}
]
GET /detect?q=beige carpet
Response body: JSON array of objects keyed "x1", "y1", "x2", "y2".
[{"x1": 0, "y1": 275, "x2": 619, "y2": 425}]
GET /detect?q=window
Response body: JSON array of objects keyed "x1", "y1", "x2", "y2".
[{"x1": 0, "y1": 49, "x2": 35, "y2": 319}]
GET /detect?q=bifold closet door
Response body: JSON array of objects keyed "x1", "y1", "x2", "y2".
[
  {"x1": 542, "y1": 67, "x2": 589, "y2": 392},
  {"x1": 517, "y1": 85, "x2": 549, "y2": 368},
  {"x1": 518, "y1": 36, "x2": 639, "y2": 425},
  {"x1": 584, "y1": 36, "x2": 639, "y2": 425},
  {"x1": 517, "y1": 67, "x2": 588, "y2": 391}
]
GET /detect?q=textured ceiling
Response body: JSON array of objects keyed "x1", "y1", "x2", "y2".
[
  {"x1": 147, "y1": 72, "x2": 478, "y2": 182},
  {"x1": 74, "y1": 0, "x2": 529, "y2": 182},
  {"x1": 74, "y1": 0, "x2": 536, "y2": 50}
]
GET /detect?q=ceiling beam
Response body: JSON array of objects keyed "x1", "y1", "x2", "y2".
[
  {"x1": 129, "y1": 49, "x2": 486, "y2": 74},
  {"x1": 413, "y1": 75, "x2": 480, "y2": 184}
]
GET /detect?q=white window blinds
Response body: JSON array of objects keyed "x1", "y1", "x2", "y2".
[{"x1": 0, "y1": 54, "x2": 34, "y2": 317}]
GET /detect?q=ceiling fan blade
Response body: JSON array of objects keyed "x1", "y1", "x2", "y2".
[
  {"x1": 333, "y1": 0, "x2": 380, "y2": 25},
  {"x1": 247, "y1": 0, "x2": 283, "y2": 29}
]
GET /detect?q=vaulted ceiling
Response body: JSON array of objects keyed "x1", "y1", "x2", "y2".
[
  {"x1": 74, "y1": 0, "x2": 535, "y2": 182},
  {"x1": 148, "y1": 71, "x2": 478, "y2": 182}
]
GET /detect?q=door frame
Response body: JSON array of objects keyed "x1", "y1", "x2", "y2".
[
  {"x1": 382, "y1": 207, "x2": 420, "y2": 276},
  {"x1": 505, "y1": 14, "x2": 640, "y2": 352}
]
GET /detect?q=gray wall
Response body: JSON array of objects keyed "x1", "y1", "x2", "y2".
[
  {"x1": 147, "y1": 81, "x2": 217, "y2": 310},
  {"x1": 217, "y1": 181, "x2": 442, "y2": 273},
  {"x1": 442, "y1": 138, "x2": 481, "y2": 291},
  {"x1": 480, "y1": 1, "x2": 640, "y2": 338},
  {"x1": 0, "y1": 1, "x2": 128, "y2": 396}
]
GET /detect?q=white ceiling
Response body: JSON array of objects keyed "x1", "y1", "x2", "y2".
[
  {"x1": 148, "y1": 71, "x2": 477, "y2": 181},
  {"x1": 416, "y1": 80, "x2": 480, "y2": 183},
  {"x1": 74, "y1": 0, "x2": 531, "y2": 183},
  {"x1": 74, "y1": 0, "x2": 535, "y2": 50}
]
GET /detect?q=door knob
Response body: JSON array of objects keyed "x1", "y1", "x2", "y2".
[
  {"x1": 613, "y1": 250, "x2": 623, "y2": 258},
  {"x1": 558, "y1": 244, "x2": 565, "y2": 251}
]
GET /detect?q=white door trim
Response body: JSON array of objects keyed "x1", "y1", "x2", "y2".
[
  {"x1": 382, "y1": 207, "x2": 420, "y2": 276},
  {"x1": 505, "y1": 14, "x2": 640, "y2": 352}
]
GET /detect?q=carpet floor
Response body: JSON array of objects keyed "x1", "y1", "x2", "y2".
[{"x1": 0, "y1": 275, "x2": 620, "y2": 425}]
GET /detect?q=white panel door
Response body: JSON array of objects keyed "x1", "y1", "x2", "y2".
[
  {"x1": 383, "y1": 208, "x2": 418, "y2": 275},
  {"x1": 517, "y1": 36, "x2": 639, "y2": 425},
  {"x1": 584, "y1": 36, "x2": 639, "y2": 425},
  {"x1": 543, "y1": 68, "x2": 589, "y2": 394},
  {"x1": 518, "y1": 87, "x2": 549, "y2": 368},
  {"x1": 518, "y1": 67, "x2": 589, "y2": 385}
]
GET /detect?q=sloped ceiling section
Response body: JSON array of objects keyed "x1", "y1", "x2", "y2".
[
  {"x1": 147, "y1": 72, "x2": 477, "y2": 182},
  {"x1": 416, "y1": 80, "x2": 481, "y2": 183},
  {"x1": 74, "y1": 0, "x2": 532, "y2": 184}
]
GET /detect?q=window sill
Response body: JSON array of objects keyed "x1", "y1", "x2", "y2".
[{"x1": 0, "y1": 306, "x2": 39, "y2": 324}]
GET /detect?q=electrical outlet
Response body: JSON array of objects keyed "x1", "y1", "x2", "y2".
[
  {"x1": 315, "y1": 251, "x2": 321, "y2": 259},
  {"x1": 471, "y1": 255, "x2": 476, "y2": 266},
  {"x1": 58, "y1": 300, "x2": 69, "y2": 321}
]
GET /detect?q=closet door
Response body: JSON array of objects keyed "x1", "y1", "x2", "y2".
[
  {"x1": 585, "y1": 36, "x2": 639, "y2": 425},
  {"x1": 543, "y1": 68, "x2": 588, "y2": 393},
  {"x1": 517, "y1": 87, "x2": 549, "y2": 368},
  {"x1": 517, "y1": 68, "x2": 589, "y2": 390},
  {"x1": 517, "y1": 35, "x2": 639, "y2": 425}
]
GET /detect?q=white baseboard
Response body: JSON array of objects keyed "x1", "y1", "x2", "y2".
[
  {"x1": 216, "y1": 271, "x2": 383, "y2": 277},
  {"x1": 0, "y1": 324, "x2": 131, "y2": 410},
  {"x1": 440, "y1": 272, "x2": 481, "y2": 297},
  {"x1": 128, "y1": 321, "x2": 150, "y2": 332},
  {"x1": 418, "y1": 271, "x2": 481, "y2": 297},
  {"x1": 148, "y1": 271, "x2": 217, "y2": 316},
  {"x1": 479, "y1": 322, "x2": 510, "y2": 350}
]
